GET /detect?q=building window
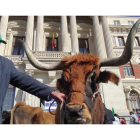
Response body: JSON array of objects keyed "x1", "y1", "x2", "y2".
[
  {"x1": 78, "y1": 39, "x2": 89, "y2": 54},
  {"x1": 128, "y1": 21, "x2": 134, "y2": 25},
  {"x1": 129, "y1": 91, "x2": 140, "y2": 112},
  {"x1": 123, "y1": 65, "x2": 133, "y2": 76},
  {"x1": 134, "y1": 37, "x2": 140, "y2": 47},
  {"x1": 114, "y1": 20, "x2": 120, "y2": 25},
  {"x1": 117, "y1": 37, "x2": 125, "y2": 46},
  {"x1": 2, "y1": 86, "x2": 15, "y2": 111},
  {"x1": 46, "y1": 38, "x2": 58, "y2": 51},
  {"x1": 12, "y1": 36, "x2": 25, "y2": 56}
]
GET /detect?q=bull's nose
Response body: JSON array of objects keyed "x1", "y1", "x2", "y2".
[{"x1": 66, "y1": 104, "x2": 84, "y2": 112}]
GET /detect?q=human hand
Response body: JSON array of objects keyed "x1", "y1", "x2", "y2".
[{"x1": 51, "y1": 91, "x2": 67, "y2": 102}]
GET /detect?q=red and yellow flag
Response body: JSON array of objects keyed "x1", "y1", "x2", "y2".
[{"x1": 52, "y1": 30, "x2": 55, "y2": 51}]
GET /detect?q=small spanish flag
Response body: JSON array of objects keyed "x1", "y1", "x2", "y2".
[
  {"x1": 52, "y1": 30, "x2": 55, "y2": 51},
  {"x1": 0, "y1": 33, "x2": 7, "y2": 44}
]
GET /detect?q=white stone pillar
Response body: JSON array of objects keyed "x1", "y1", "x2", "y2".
[
  {"x1": 33, "y1": 29, "x2": 36, "y2": 51},
  {"x1": 0, "y1": 16, "x2": 9, "y2": 56},
  {"x1": 7, "y1": 33, "x2": 13, "y2": 55},
  {"x1": 24, "y1": 70, "x2": 40, "y2": 107},
  {"x1": 101, "y1": 16, "x2": 114, "y2": 58},
  {"x1": 43, "y1": 32, "x2": 46, "y2": 51},
  {"x1": 35, "y1": 16, "x2": 44, "y2": 51},
  {"x1": 61, "y1": 16, "x2": 68, "y2": 52},
  {"x1": 92, "y1": 16, "x2": 106, "y2": 59},
  {"x1": 25, "y1": 16, "x2": 34, "y2": 50},
  {"x1": 70, "y1": 16, "x2": 79, "y2": 53}
]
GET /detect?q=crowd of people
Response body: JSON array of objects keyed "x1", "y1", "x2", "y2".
[
  {"x1": 130, "y1": 109, "x2": 140, "y2": 124},
  {"x1": 112, "y1": 109, "x2": 140, "y2": 124},
  {"x1": 113, "y1": 113, "x2": 127, "y2": 124}
]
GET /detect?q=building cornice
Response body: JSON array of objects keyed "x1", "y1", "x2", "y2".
[{"x1": 109, "y1": 25, "x2": 140, "y2": 34}]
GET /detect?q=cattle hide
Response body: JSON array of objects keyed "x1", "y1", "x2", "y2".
[{"x1": 10, "y1": 101, "x2": 60, "y2": 124}]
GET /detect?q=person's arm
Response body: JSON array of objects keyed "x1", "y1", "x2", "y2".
[{"x1": 9, "y1": 61, "x2": 54, "y2": 101}]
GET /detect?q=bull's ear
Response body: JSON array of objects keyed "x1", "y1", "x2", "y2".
[
  {"x1": 97, "y1": 70, "x2": 119, "y2": 85},
  {"x1": 56, "y1": 79, "x2": 64, "y2": 92}
]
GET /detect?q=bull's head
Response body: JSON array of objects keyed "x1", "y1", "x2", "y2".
[{"x1": 19, "y1": 19, "x2": 140, "y2": 124}]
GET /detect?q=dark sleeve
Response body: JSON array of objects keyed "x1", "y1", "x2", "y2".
[{"x1": 9, "y1": 61, "x2": 54, "y2": 101}]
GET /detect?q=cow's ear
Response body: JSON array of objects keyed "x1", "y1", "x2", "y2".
[
  {"x1": 97, "y1": 71, "x2": 119, "y2": 85},
  {"x1": 56, "y1": 79, "x2": 64, "y2": 92}
]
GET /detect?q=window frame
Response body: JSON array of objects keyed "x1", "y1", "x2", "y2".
[
  {"x1": 129, "y1": 91, "x2": 140, "y2": 112},
  {"x1": 12, "y1": 36, "x2": 25, "y2": 56},
  {"x1": 123, "y1": 65, "x2": 134, "y2": 77},
  {"x1": 114, "y1": 20, "x2": 120, "y2": 25},
  {"x1": 128, "y1": 21, "x2": 134, "y2": 25},
  {"x1": 134, "y1": 37, "x2": 140, "y2": 47},
  {"x1": 78, "y1": 38, "x2": 89, "y2": 54},
  {"x1": 117, "y1": 36, "x2": 125, "y2": 46}
]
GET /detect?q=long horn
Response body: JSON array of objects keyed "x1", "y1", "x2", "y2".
[
  {"x1": 100, "y1": 18, "x2": 140, "y2": 67},
  {"x1": 18, "y1": 39, "x2": 62, "y2": 71}
]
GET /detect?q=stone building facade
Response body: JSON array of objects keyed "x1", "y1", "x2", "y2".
[{"x1": 0, "y1": 16, "x2": 140, "y2": 121}]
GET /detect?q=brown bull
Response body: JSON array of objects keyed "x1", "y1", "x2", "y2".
[{"x1": 10, "y1": 19, "x2": 140, "y2": 124}]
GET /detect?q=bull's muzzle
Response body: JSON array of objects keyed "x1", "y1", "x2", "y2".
[{"x1": 65, "y1": 103, "x2": 91, "y2": 124}]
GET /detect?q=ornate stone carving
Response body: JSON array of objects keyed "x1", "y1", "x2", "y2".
[
  {"x1": 123, "y1": 85, "x2": 140, "y2": 94},
  {"x1": 8, "y1": 20, "x2": 27, "y2": 28},
  {"x1": 109, "y1": 25, "x2": 140, "y2": 34}
]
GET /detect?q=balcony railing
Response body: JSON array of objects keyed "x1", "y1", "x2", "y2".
[
  {"x1": 5, "y1": 55, "x2": 23, "y2": 63},
  {"x1": 5, "y1": 52, "x2": 72, "y2": 63},
  {"x1": 32, "y1": 51, "x2": 71, "y2": 59}
]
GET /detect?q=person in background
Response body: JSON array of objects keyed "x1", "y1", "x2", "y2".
[
  {"x1": 113, "y1": 114, "x2": 120, "y2": 124},
  {"x1": 119, "y1": 117, "x2": 127, "y2": 124},
  {"x1": 130, "y1": 111, "x2": 135, "y2": 124},
  {"x1": 134, "y1": 109, "x2": 140, "y2": 124}
]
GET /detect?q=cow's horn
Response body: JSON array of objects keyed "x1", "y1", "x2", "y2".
[
  {"x1": 100, "y1": 18, "x2": 140, "y2": 67},
  {"x1": 18, "y1": 39, "x2": 62, "y2": 71}
]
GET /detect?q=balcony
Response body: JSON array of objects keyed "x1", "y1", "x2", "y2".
[
  {"x1": 5, "y1": 52, "x2": 72, "y2": 63},
  {"x1": 33, "y1": 51, "x2": 71, "y2": 59}
]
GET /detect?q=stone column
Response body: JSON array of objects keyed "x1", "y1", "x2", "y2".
[
  {"x1": 7, "y1": 32, "x2": 13, "y2": 55},
  {"x1": 0, "y1": 16, "x2": 9, "y2": 56},
  {"x1": 25, "y1": 16, "x2": 34, "y2": 50},
  {"x1": 61, "y1": 16, "x2": 68, "y2": 52},
  {"x1": 4, "y1": 29, "x2": 11, "y2": 55},
  {"x1": 92, "y1": 16, "x2": 106, "y2": 59},
  {"x1": 70, "y1": 16, "x2": 79, "y2": 53},
  {"x1": 101, "y1": 16, "x2": 114, "y2": 58},
  {"x1": 33, "y1": 29, "x2": 36, "y2": 51},
  {"x1": 35, "y1": 16, "x2": 44, "y2": 51},
  {"x1": 24, "y1": 70, "x2": 40, "y2": 107}
]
